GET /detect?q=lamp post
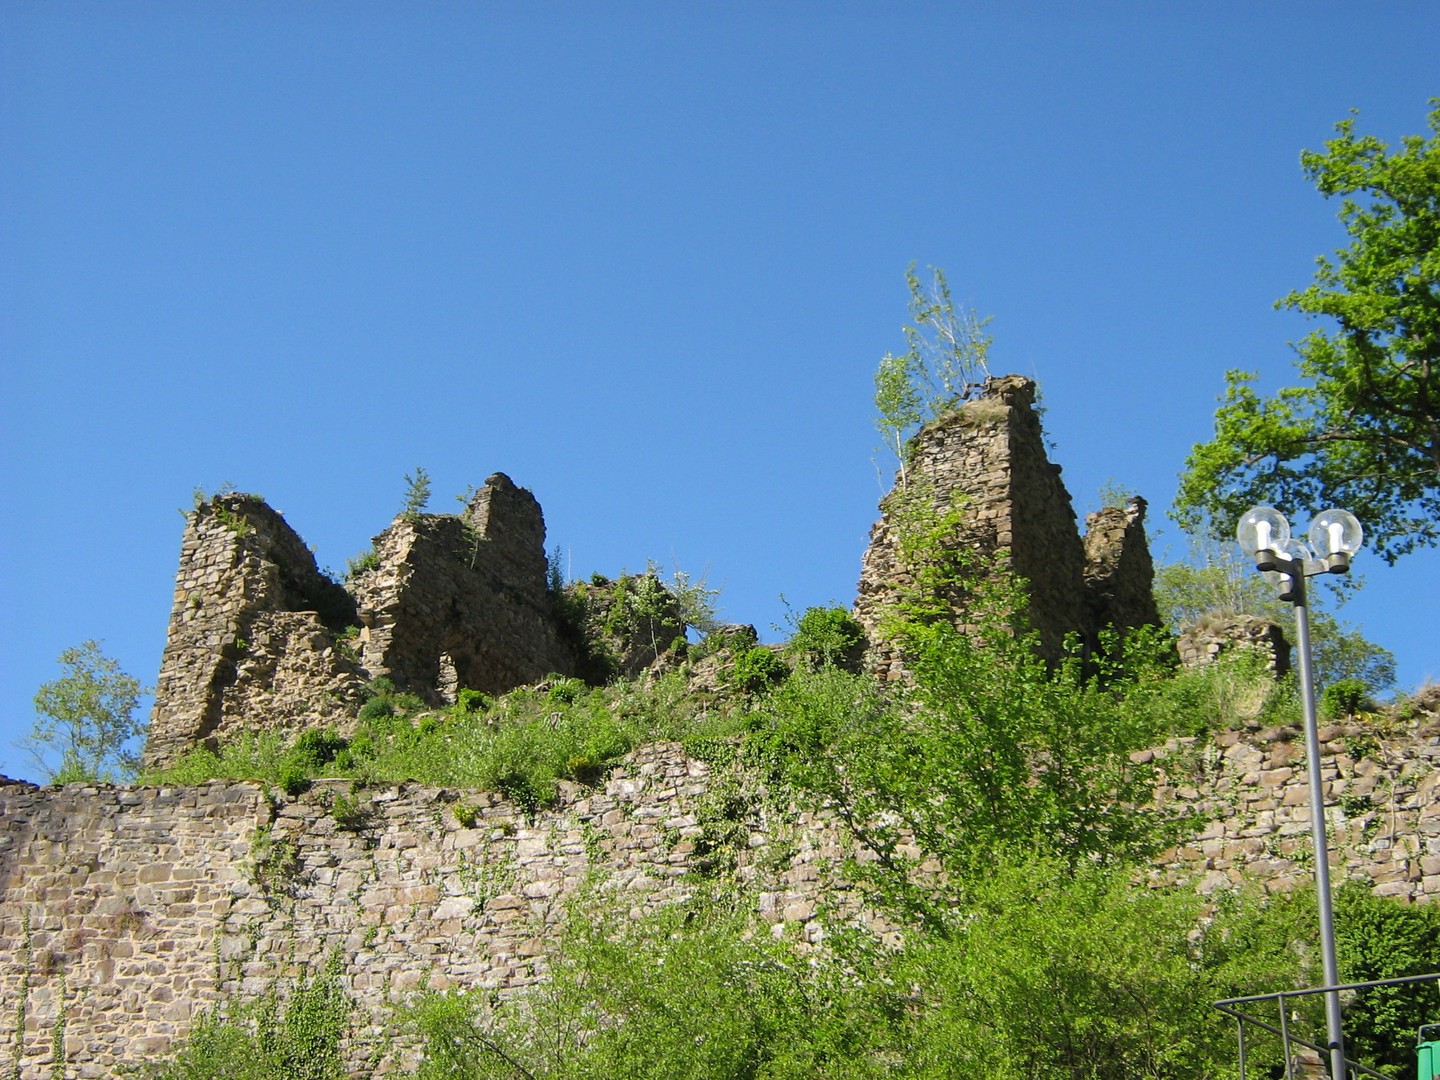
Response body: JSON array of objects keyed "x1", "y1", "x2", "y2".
[{"x1": 1236, "y1": 505, "x2": 1364, "y2": 1080}]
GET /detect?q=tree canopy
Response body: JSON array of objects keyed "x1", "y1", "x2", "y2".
[
  {"x1": 874, "y1": 264, "x2": 992, "y2": 486},
  {"x1": 1176, "y1": 102, "x2": 1440, "y2": 562},
  {"x1": 25, "y1": 639, "x2": 147, "y2": 783}
]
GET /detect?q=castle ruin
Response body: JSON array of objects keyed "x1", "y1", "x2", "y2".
[
  {"x1": 3, "y1": 373, "x2": 1397, "y2": 1077},
  {"x1": 144, "y1": 474, "x2": 577, "y2": 770},
  {"x1": 854, "y1": 375, "x2": 1162, "y2": 679}
]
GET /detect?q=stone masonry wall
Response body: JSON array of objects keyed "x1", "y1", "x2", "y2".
[
  {"x1": 3, "y1": 722, "x2": 1437, "y2": 1078},
  {"x1": 145, "y1": 474, "x2": 577, "y2": 768},
  {"x1": 1151, "y1": 716, "x2": 1440, "y2": 898},
  {"x1": 0, "y1": 744, "x2": 850, "y2": 1078},
  {"x1": 1082, "y1": 496, "x2": 1162, "y2": 636},
  {"x1": 854, "y1": 375, "x2": 1156, "y2": 677},
  {"x1": 144, "y1": 496, "x2": 365, "y2": 769},
  {"x1": 1179, "y1": 614, "x2": 1293, "y2": 678},
  {"x1": 349, "y1": 474, "x2": 575, "y2": 702}
]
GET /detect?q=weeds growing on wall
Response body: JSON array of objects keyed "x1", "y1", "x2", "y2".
[
  {"x1": 137, "y1": 669, "x2": 737, "y2": 811},
  {"x1": 145, "y1": 955, "x2": 353, "y2": 1080}
]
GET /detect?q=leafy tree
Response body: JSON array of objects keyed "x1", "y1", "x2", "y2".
[
  {"x1": 1153, "y1": 540, "x2": 1396, "y2": 695},
  {"x1": 408, "y1": 894, "x2": 892, "y2": 1079},
  {"x1": 874, "y1": 350, "x2": 922, "y2": 489},
  {"x1": 25, "y1": 639, "x2": 148, "y2": 783},
  {"x1": 784, "y1": 605, "x2": 866, "y2": 671},
  {"x1": 1176, "y1": 102, "x2": 1440, "y2": 563},
  {"x1": 874, "y1": 264, "x2": 993, "y2": 484},
  {"x1": 655, "y1": 560, "x2": 722, "y2": 637},
  {"x1": 893, "y1": 855, "x2": 1308, "y2": 1080},
  {"x1": 1332, "y1": 881, "x2": 1440, "y2": 1077}
]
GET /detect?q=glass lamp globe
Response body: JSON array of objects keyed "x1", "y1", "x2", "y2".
[
  {"x1": 1307, "y1": 509, "x2": 1364, "y2": 558},
  {"x1": 1236, "y1": 505, "x2": 1291, "y2": 555}
]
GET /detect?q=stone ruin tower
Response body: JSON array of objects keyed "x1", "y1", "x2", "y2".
[
  {"x1": 854, "y1": 374, "x2": 1161, "y2": 679},
  {"x1": 143, "y1": 473, "x2": 575, "y2": 769}
]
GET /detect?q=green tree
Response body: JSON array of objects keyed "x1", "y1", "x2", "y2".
[
  {"x1": 874, "y1": 350, "x2": 922, "y2": 489},
  {"x1": 1176, "y1": 102, "x2": 1440, "y2": 563},
  {"x1": 25, "y1": 640, "x2": 148, "y2": 783},
  {"x1": 893, "y1": 855, "x2": 1306, "y2": 1080},
  {"x1": 1153, "y1": 539, "x2": 1396, "y2": 695},
  {"x1": 1332, "y1": 881, "x2": 1440, "y2": 1077},
  {"x1": 400, "y1": 466, "x2": 432, "y2": 519},
  {"x1": 874, "y1": 264, "x2": 993, "y2": 484},
  {"x1": 408, "y1": 894, "x2": 890, "y2": 1079}
]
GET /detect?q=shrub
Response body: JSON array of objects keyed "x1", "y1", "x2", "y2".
[
  {"x1": 547, "y1": 677, "x2": 587, "y2": 705},
  {"x1": 356, "y1": 697, "x2": 395, "y2": 723},
  {"x1": 344, "y1": 548, "x2": 380, "y2": 580},
  {"x1": 291, "y1": 729, "x2": 347, "y2": 771},
  {"x1": 455, "y1": 688, "x2": 489, "y2": 714},
  {"x1": 692, "y1": 623, "x2": 758, "y2": 661},
  {"x1": 787, "y1": 606, "x2": 866, "y2": 671},
  {"x1": 329, "y1": 791, "x2": 374, "y2": 832},
  {"x1": 146, "y1": 956, "x2": 352, "y2": 1080},
  {"x1": 277, "y1": 763, "x2": 311, "y2": 797},
  {"x1": 726, "y1": 646, "x2": 790, "y2": 695},
  {"x1": 1322, "y1": 677, "x2": 1374, "y2": 719}
]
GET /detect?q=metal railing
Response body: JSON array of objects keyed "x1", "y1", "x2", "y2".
[{"x1": 1214, "y1": 972, "x2": 1440, "y2": 1080}]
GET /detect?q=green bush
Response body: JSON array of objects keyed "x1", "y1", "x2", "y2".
[
  {"x1": 356, "y1": 697, "x2": 394, "y2": 723},
  {"x1": 1322, "y1": 677, "x2": 1374, "y2": 718},
  {"x1": 291, "y1": 729, "x2": 347, "y2": 770},
  {"x1": 277, "y1": 762, "x2": 311, "y2": 797},
  {"x1": 146, "y1": 957, "x2": 351, "y2": 1080},
  {"x1": 693, "y1": 623, "x2": 758, "y2": 661},
  {"x1": 329, "y1": 791, "x2": 373, "y2": 832},
  {"x1": 455, "y1": 688, "x2": 489, "y2": 714},
  {"x1": 726, "y1": 646, "x2": 790, "y2": 695},
  {"x1": 1333, "y1": 881, "x2": 1440, "y2": 1075},
  {"x1": 344, "y1": 547, "x2": 380, "y2": 580},
  {"x1": 786, "y1": 606, "x2": 866, "y2": 671},
  {"x1": 547, "y1": 677, "x2": 587, "y2": 705},
  {"x1": 407, "y1": 895, "x2": 890, "y2": 1080}
]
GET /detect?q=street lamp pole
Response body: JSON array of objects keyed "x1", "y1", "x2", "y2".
[{"x1": 1236, "y1": 505, "x2": 1364, "y2": 1080}]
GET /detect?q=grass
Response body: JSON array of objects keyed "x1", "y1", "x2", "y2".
[{"x1": 139, "y1": 670, "x2": 750, "y2": 810}]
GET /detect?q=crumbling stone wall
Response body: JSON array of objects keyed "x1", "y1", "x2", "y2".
[
  {"x1": 565, "y1": 574, "x2": 686, "y2": 681},
  {"x1": 855, "y1": 375, "x2": 1159, "y2": 677},
  {"x1": 1178, "y1": 614, "x2": 1293, "y2": 678},
  {"x1": 1083, "y1": 496, "x2": 1162, "y2": 636},
  {"x1": 2, "y1": 721, "x2": 1437, "y2": 1077},
  {"x1": 348, "y1": 474, "x2": 576, "y2": 703},
  {"x1": 0, "y1": 745, "x2": 849, "y2": 1078},
  {"x1": 144, "y1": 496, "x2": 365, "y2": 769},
  {"x1": 145, "y1": 474, "x2": 578, "y2": 768},
  {"x1": 1151, "y1": 715, "x2": 1440, "y2": 899}
]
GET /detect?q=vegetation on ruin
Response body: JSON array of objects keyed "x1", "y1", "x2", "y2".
[
  {"x1": 875, "y1": 263, "x2": 994, "y2": 486},
  {"x1": 137, "y1": 477, "x2": 1434, "y2": 1077},
  {"x1": 71, "y1": 106, "x2": 1440, "y2": 1077},
  {"x1": 1152, "y1": 532, "x2": 1397, "y2": 697},
  {"x1": 140, "y1": 589, "x2": 1439, "y2": 1077},
  {"x1": 144, "y1": 954, "x2": 351, "y2": 1080},
  {"x1": 400, "y1": 466, "x2": 433, "y2": 520}
]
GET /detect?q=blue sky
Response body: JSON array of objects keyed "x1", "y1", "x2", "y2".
[{"x1": 3, "y1": 2, "x2": 1437, "y2": 782}]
